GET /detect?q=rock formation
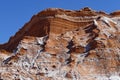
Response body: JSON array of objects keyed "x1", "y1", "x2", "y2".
[{"x1": 0, "y1": 7, "x2": 120, "y2": 80}]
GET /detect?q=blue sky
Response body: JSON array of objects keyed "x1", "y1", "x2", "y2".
[{"x1": 0, "y1": 0, "x2": 120, "y2": 44}]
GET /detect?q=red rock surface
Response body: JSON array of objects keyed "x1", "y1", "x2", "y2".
[{"x1": 0, "y1": 7, "x2": 120, "y2": 80}]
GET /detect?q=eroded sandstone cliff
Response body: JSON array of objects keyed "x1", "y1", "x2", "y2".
[{"x1": 0, "y1": 7, "x2": 120, "y2": 80}]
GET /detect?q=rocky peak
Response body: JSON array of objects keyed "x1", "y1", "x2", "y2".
[
  {"x1": 0, "y1": 8, "x2": 120, "y2": 80},
  {"x1": 110, "y1": 10, "x2": 120, "y2": 16},
  {"x1": 81, "y1": 7, "x2": 93, "y2": 11}
]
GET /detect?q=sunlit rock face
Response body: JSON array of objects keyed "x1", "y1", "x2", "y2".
[{"x1": 0, "y1": 7, "x2": 120, "y2": 80}]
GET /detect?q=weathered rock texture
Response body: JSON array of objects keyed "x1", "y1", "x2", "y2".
[{"x1": 0, "y1": 7, "x2": 120, "y2": 80}]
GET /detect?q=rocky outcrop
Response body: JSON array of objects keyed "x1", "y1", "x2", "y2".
[
  {"x1": 0, "y1": 7, "x2": 120, "y2": 80},
  {"x1": 0, "y1": 7, "x2": 108, "y2": 52}
]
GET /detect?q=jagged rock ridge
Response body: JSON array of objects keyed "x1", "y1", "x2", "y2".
[{"x1": 0, "y1": 7, "x2": 120, "y2": 80}]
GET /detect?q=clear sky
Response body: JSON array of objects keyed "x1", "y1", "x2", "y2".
[{"x1": 0, "y1": 0, "x2": 120, "y2": 44}]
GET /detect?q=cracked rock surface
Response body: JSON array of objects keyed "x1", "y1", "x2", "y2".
[{"x1": 0, "y1": 7, "x2": 120, "y2": 80}]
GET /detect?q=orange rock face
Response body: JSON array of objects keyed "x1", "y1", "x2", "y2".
[{"x1": 0, "y1": 7, "x2": 120, "y2": 80}]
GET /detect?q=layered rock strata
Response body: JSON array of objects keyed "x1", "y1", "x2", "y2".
[{"x1": 0, "y1": 7, "x2": 120, "y2": 80}]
